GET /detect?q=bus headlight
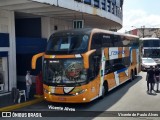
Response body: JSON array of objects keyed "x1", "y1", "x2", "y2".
[
  {"x1": 74, "y1": 89, "x2": 87, "y2": 96},
  {"x1": 83, "y1": 98, "x2": 86, "y2": 101}
]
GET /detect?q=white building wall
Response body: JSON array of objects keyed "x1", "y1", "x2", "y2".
[
  {"x1": 0, "y1": 10, "x2": 9, "y2": 33},
  {"x1": 33, "y1": 0, "x2": 122, "y2": 25},
  {"x1": 0, "y1": 10, "x2": 9, "y2": 92},
  {"x1": 8, "y1": 11, "x2": 17, "y2": 91},
  {"x1": 50, "y1": 18, "x2": 72, "y2": 35},
  {"x1": 41, "y1": 17, "x2": 72, "y2": 40},
  {"x1": 58, "y1": 0, "x2": 122, "y2": 24},
  {"x1": 41, "y1": 17, "x2": 51, "y2": 39},
  {"x1": 2, "y1": 57, "x2": 8, "y2": 91},
  {"x1": 0, "y1": 10, "x2": 17, "y2": 92}
]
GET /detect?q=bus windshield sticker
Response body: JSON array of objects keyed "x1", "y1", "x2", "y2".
[
  {"x1": 60, "y1": 44, "x2": 70, "y2": 49},
  {"x1": 103, "y1": 35, "x2": 110, "y2": 38}
]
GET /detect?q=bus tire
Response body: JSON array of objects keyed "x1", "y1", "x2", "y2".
[{"x1": 100, "y1": 82, "x2": 108, "y2": 99}]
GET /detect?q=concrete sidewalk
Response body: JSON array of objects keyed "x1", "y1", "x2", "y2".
[
  {"x1": 0, "y1": 93, "x2": 43, "y2": 111},
  {"x1": 0, "y1": 92, "x2": 13, "y2": 108}
]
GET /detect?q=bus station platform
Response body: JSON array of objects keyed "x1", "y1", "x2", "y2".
[{"x1": 0, "y1": 93, "x2": 43, "y2": 111}]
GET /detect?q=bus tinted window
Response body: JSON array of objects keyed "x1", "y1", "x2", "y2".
[
  {"x1": 143, "y1": 40, "x2": 160, "y2": 47},
  {"x1": 105, "y1": 57, "x2": 130, "y2": 75},
  {"x1": 113, "y1": 64, "x2": 126, "y2": 72},
  {"x1": 130, "y1": 38, "x2": 139, "y2": 47},
  {"x1": 114, "y1": 35, "x2": 123, "y2": 47},
  {"x1": 102, "y1": 34, "x2": 113, "y2": 47},
  {"x1": 91, "y1": 33, "x2": 102, "y2": 49},
  {"x1": 122, "y1": 37, "x2": 139, "y2": 47},
  {"x1": 46, "y1": 34, "x2": 89, "y2": 54},
  {"x1": 144, "y1": 49, "x2": 160, "y2": 58}
]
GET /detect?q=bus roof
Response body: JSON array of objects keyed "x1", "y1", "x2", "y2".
[
  {"x1": 140, "y1": 38, "x2": 160, "y2": 40},
  {"x1": 91, "y1": 28, "x2": 139, "y2": 38},
  {"x1": 52, "y1": 28, "x2": 92, "y2": 36},
  {"x1": 51, "y1": 28, "x2": 139, "y2": 38}
]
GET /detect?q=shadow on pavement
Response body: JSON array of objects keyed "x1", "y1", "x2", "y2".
[{"x1": 147, "y1": 92, "x2": 157, "y2": 96}]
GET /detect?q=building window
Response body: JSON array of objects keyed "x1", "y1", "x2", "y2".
[
  {"x1": 0, "y1": 58, "x2": 4, "y2": 90},
  {"x1": 84, "y1": 0, "x2": 91, "y2": 5},
  {"x1": 94, "y1": 0, "x2": 99, "y2": 8},
  {"x1": 74, "y1": 0, "x2": 83, "y2": 2},
  {"x1": 73, "y1": 20, "x2": 84, "y2": 29},
  {"x1": 107, "y1": 0, "x2": 111, "y2": 12},
  {"x1": 101, "y1": 0, "x2": 106, "y2": 10},
  {"x1": 112, "y1": 3, "x2": 115, "y2": 14}
]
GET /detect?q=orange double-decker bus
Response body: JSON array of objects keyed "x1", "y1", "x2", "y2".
[{"x1": 32, "y1": 28, "x2": 140, "y2": 103}]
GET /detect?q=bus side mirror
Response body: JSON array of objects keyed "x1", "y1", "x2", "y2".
[{"x1": 32, "y1": 52, "x2": 44, "y2": 69}]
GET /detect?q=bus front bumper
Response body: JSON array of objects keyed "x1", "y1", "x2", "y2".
[{"x1": 43, "y1": 90, "x2": 91, "y2": 103}]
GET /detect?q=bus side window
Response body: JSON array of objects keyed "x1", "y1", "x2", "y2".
[
  {"x1": 88, "y1": 53, "x2": 101, "y2": 81},
  {"x1": 127, "y1": 37, "x2": 139, "y2": 47},
  {"x1": 122, "y1": 36, "x2": 130, "y2": 47},
  {"x1": 91, "y1": 33, "x2": 102, "y2": 49},
  {"x1": 105, "y1": 61, "x2": 113, "y2": 74},
  {"x1": 112, "y1": 63, "x2": 126, "y2": 72},
  {"x1": 114, "y1": 35, "x2": 123, "y2": 47},
  {"x1": 102, "y1": 34, "x2": 113, "y2": 47},
  {"x1": 123, "y1": 57, "x2": 130, "y2": 67}
]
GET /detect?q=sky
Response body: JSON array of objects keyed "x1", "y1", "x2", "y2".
[{"x1": 118, "y1": 0, "x2": 160, "y2": 33}]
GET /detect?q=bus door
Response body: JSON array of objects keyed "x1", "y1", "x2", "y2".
[
  {"x1": 109, "y1": 47, "x2": 120, "y2": 86},
  {"x1": 99, "y1": 49, "x2": 106, "y2": 96}
]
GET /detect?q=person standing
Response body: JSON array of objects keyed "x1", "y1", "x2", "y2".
[
  {"x1": 146, "y1": 66, "x2": 155, "y2": 93},
  {"x1": 25, "y1": 71, "x2": 32, "y2": 99},
  {"x1": 154, "y1": 66, "x2": 160, "y2": 92}
]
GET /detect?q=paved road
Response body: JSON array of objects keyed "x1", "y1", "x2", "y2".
[{"x1": 1, "y1": 72, "x2": 160, "y2": 120}]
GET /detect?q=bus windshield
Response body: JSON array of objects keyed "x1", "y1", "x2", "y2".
[
  {"x1": 46, "y1": 34, "x2": 89, "y2": 54},
  {"x1": 43, "y1": 59, "x2": 87, "y2": 85},
  {"x1": 143, "y1": 40, "x2": 160, "y2": 47},
  {"x1": 144, "y1": 49, "x2": 160, "y2": 58}
]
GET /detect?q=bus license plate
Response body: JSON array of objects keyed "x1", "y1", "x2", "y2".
[{"x1": 58, "y1": 97, "x2": 66, "y2": 101}]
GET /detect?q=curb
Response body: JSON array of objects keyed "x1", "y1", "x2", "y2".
[
  {"x1": 34, "y1": 95, "x2": 43, "y2": 98},
  {"x1": 0, "y1": 97, "x2": 44, "y2": 111}
]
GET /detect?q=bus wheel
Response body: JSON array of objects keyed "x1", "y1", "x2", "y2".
[{"x1": 100, "y1": 82, "x2": 108, "y2": 99}]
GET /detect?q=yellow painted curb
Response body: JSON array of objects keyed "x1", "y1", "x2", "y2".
[
  {"x1": 0, "y1": 97, "x2": 44, "y2": 112},
  {"x1": 34, "y1": 95, "x2": 43, "y2": 98}
]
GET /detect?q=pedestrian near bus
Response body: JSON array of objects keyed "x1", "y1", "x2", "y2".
[
  {"x1": 155, "y1": 66, "x2": 160, "y2": 92},
  {"x1": 25, "y1": 71, "x2": 32, "y2": 99},
  {"x1": 146, "y1": 66, "x2": 156, "y2": 93}
]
